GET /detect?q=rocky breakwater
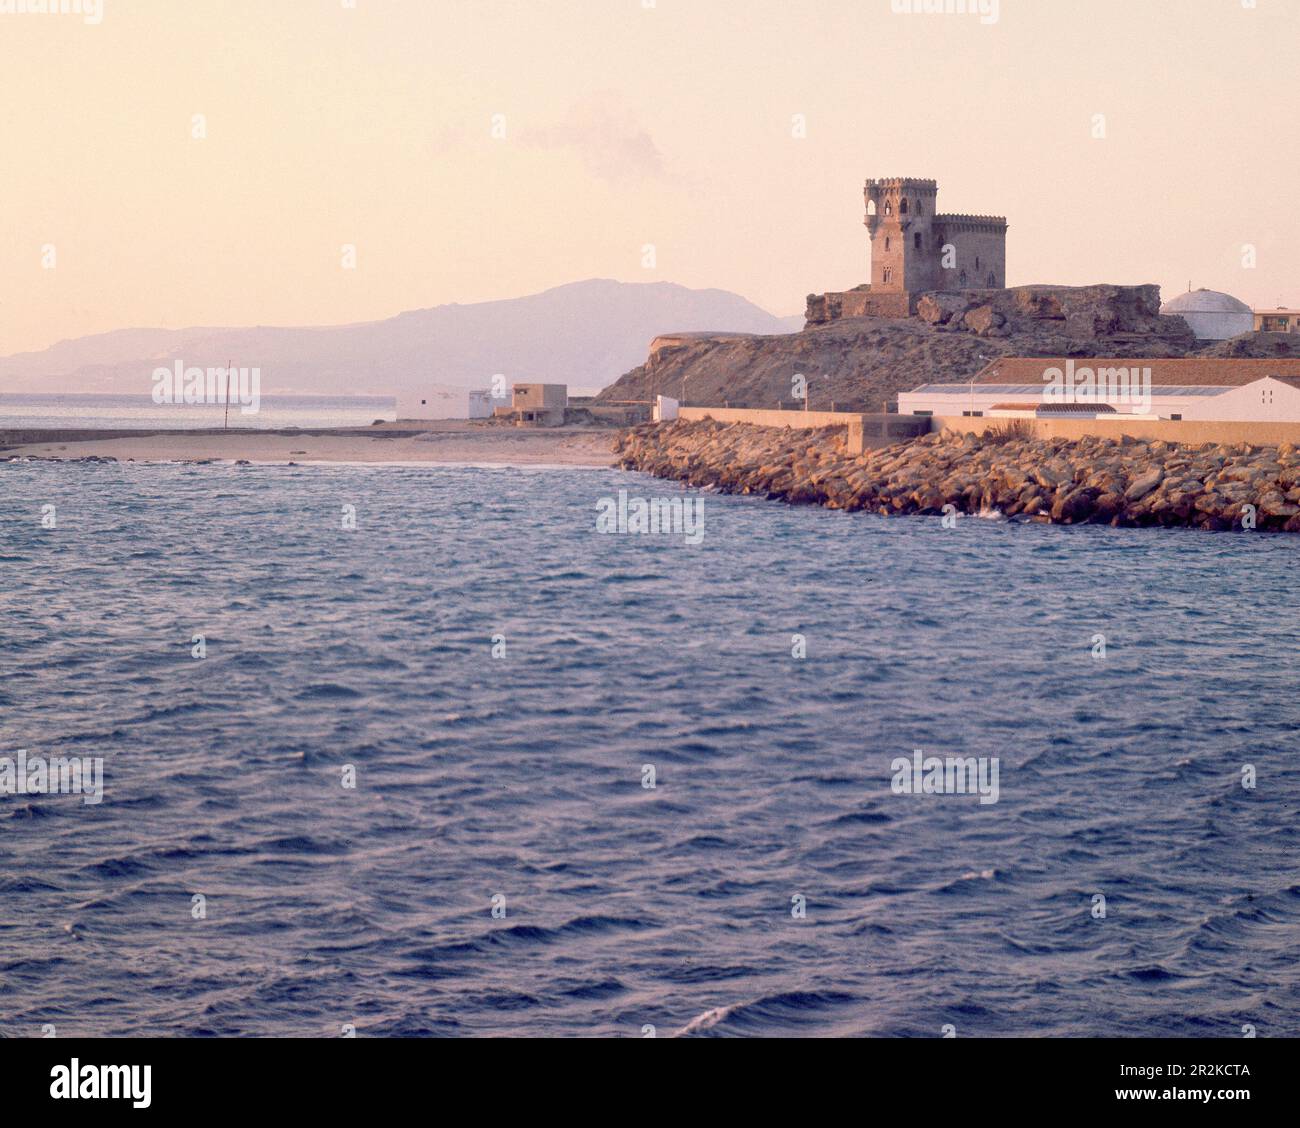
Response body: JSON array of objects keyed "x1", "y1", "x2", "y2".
[{"x1": 615, "y1": 420, "x2": 1300, "y2": 532}]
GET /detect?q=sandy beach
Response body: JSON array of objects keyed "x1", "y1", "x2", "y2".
[{"x1": 1, "y1": 422, "x2": 619, "y2": 467}]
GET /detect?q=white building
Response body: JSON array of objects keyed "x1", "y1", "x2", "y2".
[
  {"x1": 898, "y1": 357, "x2": 1300, "y2": 422},
  {"x1": 395, "y1": 388, "x2": 504, "y2": 420},
  {"x1": 653, "y1": 394, "x2": 679, "y2": 422},
  {"x1": 1161, "y1": 289, "x2": 1254, "y2": 341}
]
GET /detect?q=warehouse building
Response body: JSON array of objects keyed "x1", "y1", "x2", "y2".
[{"x1": 898, "y1": 357, "x2": 1300, "y2": 422}]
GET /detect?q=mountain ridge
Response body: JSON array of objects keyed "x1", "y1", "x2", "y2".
[{"x1": 0, "y1": 280, "x2": 802, "y2": 397}]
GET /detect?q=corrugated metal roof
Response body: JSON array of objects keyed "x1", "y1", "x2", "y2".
[{"x1": 908, "y1": 383, "x2": 1234, "y2": 397}]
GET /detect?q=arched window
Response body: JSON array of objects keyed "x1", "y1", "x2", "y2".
[
  {"x1": 914, "y1": 232, "x2": 923, "y2": 251},
  {"x1": 987, "y1": 272, "x2": 996, "y2": 287},
  {"x1": 975, "y1": 256, "x2": 981, "y2": 271},
  {"x1": 867, "y1": 200, "x2": 877, "y2": 216},
  {"x1": 884, "y1": 200, "x2": 892, "y2": 216},
  {"x1": 883, "y1": 267, "x2": 893, "y2": 285},
  {"x1": 915, "y1": 199, "x2": 923, "y2": 215},
  {"x1": 899, "y1": 197, "x2": 909, "y2": 215},
  {"x1": 885, "y1": 236, "x2": 891, "y2": 251},
  {"x1": 959, "y1": 270, "x2": 968, "y2": 288}
]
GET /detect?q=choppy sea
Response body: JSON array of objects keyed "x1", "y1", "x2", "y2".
[{"x1": 2, "y1": 460, "x2": 1298, "y2": 1036}]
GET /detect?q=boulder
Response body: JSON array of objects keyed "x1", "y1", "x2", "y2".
[
  {"x1": 917, "y1": 293, "x2": 974, "y2": 326},
  {"x1": 962, "y1": 305, "x2": 1006, "y2": 336},
  {"x1": 1125, "y1": 467, "x2": 1164, "y2": 501}
]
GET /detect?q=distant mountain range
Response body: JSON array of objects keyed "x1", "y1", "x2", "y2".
[{"x1": 0, "y1": 280, "x2": 802, "y2": 401}]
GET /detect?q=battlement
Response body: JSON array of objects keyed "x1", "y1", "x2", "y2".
[
  {"x1": 935, "y1": 214, "x2": 1009, "y2": 231},
  {"x1": 865, "y1": 177, "x2": 938, "y2": 190}
]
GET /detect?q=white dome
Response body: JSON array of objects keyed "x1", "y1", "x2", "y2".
[{"x1": 1161, "y1": 289, "x2": 1254, "y2": 340}]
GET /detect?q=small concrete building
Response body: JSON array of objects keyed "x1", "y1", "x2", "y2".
[
  {"x1": 468, "y1": 390, "x2": 496, "y2": 419},
  {"x1": 898, "y1": 357, "x2": 1300, "y2": 423},
  {"x1": 1254, "y1": 308, "x2": 1300, "y2": 334},
  {"x1": 395, "y1": 390, "x2": 441, "y2": 420},
  {"x1": 493, "y1": 383, "x2": 568, "y2": 426},
  {"x1": 1160, "y1": 289, "x2": 1254, "y2": 341},
  {"x1": 653, "y1": 395, "x2": 679, "y2": 422}
]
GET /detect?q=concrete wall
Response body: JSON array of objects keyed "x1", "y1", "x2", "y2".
[
  {"x1": 933, "y1": 414, "x2": 1300, "y2": 447},
  {"x1": 679, "y1": 405, "x2": 928, "y2": 445}
]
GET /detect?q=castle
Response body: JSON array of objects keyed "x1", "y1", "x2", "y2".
[{"x1": 807, "y1": 177, "x2": 1008, "y2": 324}]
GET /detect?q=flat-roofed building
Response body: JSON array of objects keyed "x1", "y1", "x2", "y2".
[
  {"x1": 467, "y1": 389, "x2": 498, "y2": 419},
  {"x1": 898, "y1": 357, "x2": 1300, "y2": 422},
  {"x1": 492, "y1": 382, "x2": 568, "y2": 425},
  {"x1": 1254, "y1": 309, "x2": 1300, "y2": 333}
]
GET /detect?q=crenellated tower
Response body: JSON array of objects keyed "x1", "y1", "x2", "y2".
[
  {"x1": 865, "y1": 178, "x2": 941, "y2": 294},
  {"x1": 806, "y1": 174, "x2": 1009, "y2": 325}
]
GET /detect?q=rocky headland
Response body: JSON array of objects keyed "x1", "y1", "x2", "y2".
[
  {"x1": 616, "y1": 419, "x2": 1300, "y2": 532},
  {"x1": 596, "y1": 284, "x2": 1300, "y2": 414}
]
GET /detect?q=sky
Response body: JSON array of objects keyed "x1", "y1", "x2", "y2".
[{"x1": 2, "y1": 0, "x2": 1298, "y2": 356}]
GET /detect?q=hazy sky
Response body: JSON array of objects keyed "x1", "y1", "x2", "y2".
[{"x1": 3, "y1": 0, "x2": 1297, "y2": 355}]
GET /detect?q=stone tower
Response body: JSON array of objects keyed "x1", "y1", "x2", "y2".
[
  {"x1": 865, "y1": 178, "x2": 941, "y2": 295},
  {"x1": 806, "y1": 175, "x2": 1009, "y2": 325},
  {"x1": 865, "y1": 177, "x2": 1008, "y2": 304}
]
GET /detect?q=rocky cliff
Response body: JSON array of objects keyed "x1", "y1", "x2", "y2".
[
  {"x1": 616, "y1": 419, "x2": 1300, "y2": 532},
  {"x1": 597, "y1": 284, "x2": 1299, "y2": 412}
]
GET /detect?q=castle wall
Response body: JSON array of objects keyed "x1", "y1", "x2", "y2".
[
  {"x1": 805, "y1": 289, "x2": 913, "y2": 325},
  {"x1": 903, "y1": 219, "x2": 941, "y2": 294},
  {"x1": 934, "y1": 221, "x2": 1007, "y2": 289}
]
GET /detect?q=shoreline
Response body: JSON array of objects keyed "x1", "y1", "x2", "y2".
[{"x1": 0, "y1": 423, "x2": 619, "y2": 468}]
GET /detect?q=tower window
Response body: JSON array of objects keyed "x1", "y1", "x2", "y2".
[
  {"x1": 975, "y1": 256, "x2": 980, "y2": 270},
  {"x1": 899, "y1": 198, "x2": 909, "y2": 215},
  {"x1": 988, "y1": 272, "x2": 996, "y2": 287},
  {"x1": 885, "y1": 236, "x2": 891, "y2": 251},
  {"x1": 884, "y1": 201, "x2": 892, "y2": 216},
  {"x1": 914, "y1": 233, "x2": 922, "y2": 250},
  {"x1": 959, "y1": 270, "x2": 968, "y2": 287},
  {"x1": 883, "y1": 267, "x2": 893, "y2": 284}
]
